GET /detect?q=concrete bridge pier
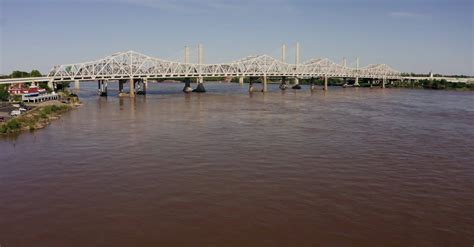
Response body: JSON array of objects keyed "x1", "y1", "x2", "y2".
[
  {"x1": 98, "y1": 80, "x2": 108, "y2": 96},
  {"x1": 47, "y1": 80, "x2": 55, "y2": 91},
  {"x1": 104, "y1": 80, "x2": 108, "y2": 96},
  {"x1": 324, "y1": 76, "x2": 328, "y2": 91},
  {"x1": 193, "y1": 77, "x2": 206, "y2": 93},
  {"x1": 183, "y1": 78, "x2": 193, "y2": 93},
  {"x1": 280, "y1": 76, "x2": 288, "y2": 90},
  {"x1": 118, "y1": 79, "x2": 126, "y2": 93},
  {"x1": 144, "y1": 78, "x2": 148, "y2": 94},
  {"x1": 354, "y1": 77, "x2": 360, "y2": 87},
  {"x1": 292, "y1": 78, "x2": 301, "y2": 89},
  {"x1": 136, "y1": 79, "x2": 146, "y2": 95},
  {"x1": 248, "y1": 77, "x2": 256, "y2": 93},
  {"x1": 310, "y1": 77, "x2": 316, "y2": 91},
  {"x1": 129, "y1": 78, "x2": 135, "y2": 97},
  {"x1": 382, "y1": 77, "x2": 386, "y2": 88},
  {"x1": 262, "y1": 75, "x2": 268, "y2": 92},
  {"x1": 74, "y1": 80, "x2": 80, "y2": 90},
  {"x1": 239, "y1": 76, "x2": 244, "y2": 85}
]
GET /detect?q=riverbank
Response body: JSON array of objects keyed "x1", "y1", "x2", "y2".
[{"x1": 0, "y1": 100, "x2": 80, "y2": 134}]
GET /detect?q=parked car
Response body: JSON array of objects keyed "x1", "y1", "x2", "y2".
[
  {"x1": 10, "y1": 110, "x2": 21, "y2": 116},
  {"x1": 19, "y1": 107, "x2": 27, "y2": 112}
]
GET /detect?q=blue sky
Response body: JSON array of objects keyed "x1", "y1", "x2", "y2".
[{"x1": 1, "y1": 0, "x2": 472, "y2": 75}]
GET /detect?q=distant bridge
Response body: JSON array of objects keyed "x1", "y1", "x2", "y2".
[{"x1": 0, "y1": 44, "x2": 471, "y2": 96}]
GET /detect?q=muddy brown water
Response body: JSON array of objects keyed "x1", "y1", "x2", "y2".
[{"x1": 1, "y1": 82, "x2": 473, "y2": 246}]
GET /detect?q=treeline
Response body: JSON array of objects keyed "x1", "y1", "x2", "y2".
[
  {"x1": 391, "y1": 79, "x2": 474, "y2": 90},
  {"x1": 0, "y1": 70, "x2": 43, "y2": 79},
  {"x1": 400, "y1": 72, "x2": 472, "y2": 78}
]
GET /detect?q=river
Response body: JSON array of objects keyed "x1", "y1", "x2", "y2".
[{"x1": 1, "y1": 82, "x2": 473, "y2": 246}]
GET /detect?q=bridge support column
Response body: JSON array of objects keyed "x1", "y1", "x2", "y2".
[
  {"x1": 98, "y1": 80, "x2": 107, "y2": 96},
  {"x1": 249, "y1": 77, "x2": 255, "y2": 93},
  {"x1": 280, "y1": 76, "x2": 287, "y2": 90},
  {"x1": 262, "y1": 75, "x2": 268, "y2": 92},
  {"x1": 143, "y1": 78, "x2": 148, "y2": 94},
  {"x1": 183, "y1": 78, "x2": 192, "y2": 93},
  {"x1": 48, "y1": 80, "x2": 54, "y2": 91},
  {"x1": 119, "y1": 79, "x2": 125, "y2": 94},
  {"x1": 193, "y1": 77, "x2": 206, "y2": 93},
  {"x1": 354, "y1": 77, "x2": 360, "y2": 87},
  {"x1": 239, "y1": 76, "x2": 244, "y2": 85},
  {"x1": 292, "y1": 78, "x2": 301, "y2": 89},
  {"x1": 129, "y1": 78, "x2": 135, "y2": 97},
  {"x1": 74, "y1": 80, "x2": 80, "y2": 90},
  {"x1": 382, "y1": 77, "x2": 386, "y2": 88},
  {"x1": 136, "y1": 79, "x2": 145, "y2": 95},
  {"x1": 104, "y1": 80, "x2": 108, "y2": 96},
  {"x1": 324, "y1": 76, "x2": 328, "y2": 91},
  {"x1": 310, "y1": 77, "x2": 315, "y2": 91}
]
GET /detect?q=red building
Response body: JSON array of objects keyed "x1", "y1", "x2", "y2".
[
  {"x1": 8, "y1": 84, "x2": 46, "y2": 96},
  {"x1": 8, "y1": 83, "x2": 29, "y2": 95}
]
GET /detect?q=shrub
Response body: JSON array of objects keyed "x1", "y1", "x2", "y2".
[{"x1": 6, "y1": 119, "x2": 21, "y2": 130}]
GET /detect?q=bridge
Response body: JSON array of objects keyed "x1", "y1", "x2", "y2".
[{"x1": 0, "y1": 43, "x2": 470, "y2": 96}]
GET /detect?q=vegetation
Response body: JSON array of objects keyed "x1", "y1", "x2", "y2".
[
  {"x1": 38, "y1": 82, "x2": 53, "y2": 93},
  {"x1": 0, "y1": 84, "x2": 9, "y2": 101},
  {"x1": 60, "y1": 89, "x2": 80, "y2": 104},
  {"x1": 401, "y1": 72, "x2": 472, "y2": 78},
  {"x1": 391, "y1": 79, "x2": 474, "y2": 90},
  {"x1": 0, "y1": 119, "x2": 21, "y2": 133},
  {"x1": 8, "y1": 70, "x2": 43, "y2": 78},
  {"x1": 228, "y1": 76, "x2": 473, "y2": 90},
  {"x1": 0, "y1": 104, "x2": 71, "y2": 134}
]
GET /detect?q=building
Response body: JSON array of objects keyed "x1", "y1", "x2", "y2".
[{"x1": 8, "y1": 83, "x2": 29, "y2": 95}]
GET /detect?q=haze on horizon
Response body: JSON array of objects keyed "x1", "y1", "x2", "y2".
[{"x1": 0, "y1": 0, "x2": 472, "y2": 76}]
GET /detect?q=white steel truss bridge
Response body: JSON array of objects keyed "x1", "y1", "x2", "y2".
[{"x1": 45, "y1": 50, "x2": 401, "y2": 81}]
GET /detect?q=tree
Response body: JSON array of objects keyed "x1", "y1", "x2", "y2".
[
  {"x1": 38, "y1": 82, "x2": 52, "y2": 93},
  {"x1": 9, "y1": 70, "x2": 42, "y2": 78},
  {"x1": 30, "y1": 70, "x2": 42, "y2": 77},
  {"x1": 0, "y1": 84, "x2": 9, "y2": 101},
  {"x1": 11, "y1": 71, "x2": 30, "y2": 78}
]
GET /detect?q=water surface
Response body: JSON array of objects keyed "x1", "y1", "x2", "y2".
[{"x1": 1, "y1": 82, "x2": 473, "y2": 246}]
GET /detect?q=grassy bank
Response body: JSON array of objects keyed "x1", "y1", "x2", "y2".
[{"x1": 0, "y1": 102, "x2": 72, "y2": 134}]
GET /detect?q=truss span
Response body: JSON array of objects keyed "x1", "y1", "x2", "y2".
[{"x1": 48, "y1": 50, "x2": 401, "y2": 81}]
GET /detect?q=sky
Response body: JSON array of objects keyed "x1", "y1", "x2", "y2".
[{"x1": 0, "y1": 0, "x2": 472, "y2": 76}]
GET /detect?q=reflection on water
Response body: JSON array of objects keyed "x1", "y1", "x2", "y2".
[{"x1": 1, "y1": 82, "x2": 473, "y2": 246}]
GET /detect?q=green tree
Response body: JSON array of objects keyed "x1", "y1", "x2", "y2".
[
  {"x1": 30, "y1": 70, "x2": 42, "y2": 77},
  {"x1": 0, "y1": 84, "x2": 9, "y2": 101},
  {"x1": 11, "y1": 71, "x2": 30, "y2": 78},
  {"x1": 38, "y1": 82, "x2": 52, "y2": 93}
]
